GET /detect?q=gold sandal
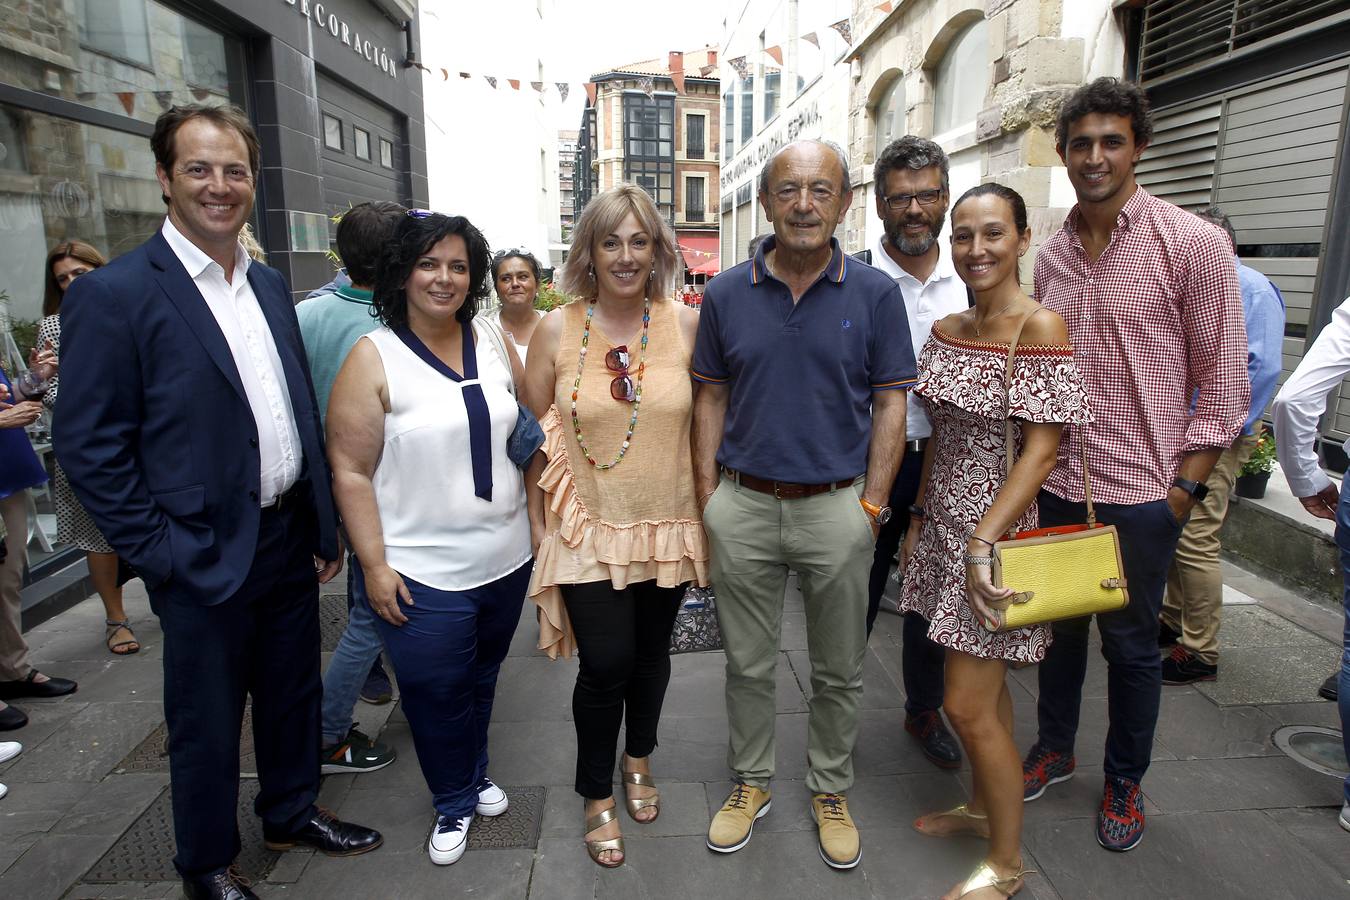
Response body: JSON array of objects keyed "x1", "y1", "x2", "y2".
[
  {"x1": 583, "y1": 805, "x2": 625, "y2": 868},
  {"x1": 913, "y1": 803, "x2": 988, "y2": 837},
  {"x1": 956, "y1": 860, "x2": 1033, "y2": 898},
  {"x1": 622, "y1": 770, "x2": 661, "y2": 823}
]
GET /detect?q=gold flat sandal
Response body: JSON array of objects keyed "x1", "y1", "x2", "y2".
[
  {"x1": 622, "y1": 770, "x2": 661, "y2": 823},
  {"x1": 584, "y1": 806, "x2": 625, "y2": 868},
  {"x1": 913, "y1": 803, "x2": 988, "y2": 837},
  {"x1": 956, "y1": 860, "x2": 1034, "y2": 898}
]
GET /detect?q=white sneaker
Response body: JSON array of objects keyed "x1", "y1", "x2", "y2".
[
  {"x1": 0, "y1": 741, "x2": 20, "y2": 765},
  {"x1": 1340, "y1": 801, "x2": 1350, "y2": 833},
  {"x1": 429, "y1": 813, "x2": 472, "y2": 865},
  {"x1": 475, "y1": 777, "x2": 508, "y2": 817},
  {"x1": 0, "y1": 783, "x2": 7, "y2": 800}
]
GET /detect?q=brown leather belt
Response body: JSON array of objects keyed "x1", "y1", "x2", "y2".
[{"x1": 721, "y1": 467, "x2": 858, "y2": 500}]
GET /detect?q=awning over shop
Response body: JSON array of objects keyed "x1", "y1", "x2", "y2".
[{"x1": 678, "y1": 233, "x2": 720, "y2": 276}]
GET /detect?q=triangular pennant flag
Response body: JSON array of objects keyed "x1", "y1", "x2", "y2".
[
  {"x1": 460, "y1": 72, "x2": 471, "y2": 79},
  {"x1": 440, "y1": 68, "x2": 449, "y2": 81},
  {"x1": 153, "y1": 90, "x2": 174, "y2": 111},
  {"x1": 639, "y1": 75, "x2": 654, "y2": 98},
  {"x1": 531, "y1": 81, "x2": 544, "y2": 92},
  {"x1": 584, "y1": 82, "x2": 598, "y2": 106},
  {"x1": 671, "y1": 70, "x2": 686, "y2": 95},
  {"x1": 699, "y1": 65, "x2": 715, "y2": 77},
  {"x1": 485, "y1": 76, "x2": 498, "y2": 89},
  {"x1": 801, "y1": 31, "x2": 819, "y2": 48},
  {"x1": 875, "y1": 1, "x2": 893, "y2": 12},
  {"x1": 829, "y1": 19, "x2": 853, "y2": 46},
  {"x1": 727, "y1": 56, "x2": 749, "y2": 79},
  {"x1": 116, "y1": 91, "x2": 136, "y2": 115},
  {"x1": 508, "y1": 79, "x2": 520, "y2": 90},
  {"x1": 668, "y1": 51, "x2": 685, "y2": 73},
  {"x1": 765, "y1": 46, "x2": 783, "y2": 66},
  {"x1": 191, "y1": 88, "x2": 211, "y2": 101},
  {"x1": 556, "y1": 82, "x2": 570, "y2": 102}
]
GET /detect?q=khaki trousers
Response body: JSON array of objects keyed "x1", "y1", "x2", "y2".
[
  {"x1": 0, "y1": 492, "x2": 33, "y2": 681},
  {"x1": 703, "y1": 472, "x2": 874, "y2": 794},
  {"x1": 1161, "y1": 433, "x2": 1259, "y2": 665}
]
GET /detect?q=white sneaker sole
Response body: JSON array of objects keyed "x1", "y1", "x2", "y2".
[
  {"x1": 0, "y1": 783, "x2": 7, "y2": 801},
  {"x1": 0, "y1": 743, "x2": 19, "y2": 765},
  {"x1": 706, "y1": 799, "x2": 771, "y2": 853},
  {"x1": 1339, "y1": 807, "x2": 1350, "y2": 833},
  {"x1": 818, "y1": 842, "x2": 861, "y2": 870},
  {"x1": 429, "y1": 816, "x2": 472, "y2": 865},
  {"x1": 476, "y1": 795, "x2": 509, "y2": 817},
  {"x1": 320, "y1": 756, "x2": 395, "y2": 776},
  {"x1": 1023, "y1": 771, "x2": 1074, "y2": 802}
]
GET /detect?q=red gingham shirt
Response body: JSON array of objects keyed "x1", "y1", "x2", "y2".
[{"x1": 1035, "y1": 187, "x2": 1249, "y2": 506}]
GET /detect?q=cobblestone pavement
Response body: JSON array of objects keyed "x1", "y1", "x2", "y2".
[{"x1": 0, "y1": 560, "x2": 1345, "y2": 900}]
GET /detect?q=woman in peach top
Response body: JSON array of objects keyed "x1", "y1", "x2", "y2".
[{"x1": 524, "y1": 184, "x2": 707, "y2": 868}]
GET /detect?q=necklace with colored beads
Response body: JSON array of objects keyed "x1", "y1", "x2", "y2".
[{"x1": 571, "y1": 297, "x2": 650, "y2": 468}]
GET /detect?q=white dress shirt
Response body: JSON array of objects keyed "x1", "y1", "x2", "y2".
[
  {"x1": 162, "y1": 219, "x2": 303, "y2": 506},
  {"x1": 1272, "y1": 295, "x2": 1350, "y2": 498},
  {"x1": 869, "y1": 234, "x2": 970, "y2": 440}
]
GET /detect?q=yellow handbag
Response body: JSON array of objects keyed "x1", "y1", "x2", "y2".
[{"x1": 986, "y1": 320, "x2": 1128, "y2": 632}]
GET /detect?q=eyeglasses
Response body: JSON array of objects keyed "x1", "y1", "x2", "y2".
[
  {"x1": 606, "y1": 346, "x2": 636, "y2": 402},
  {"x1": 406, "y1": 208, "x2": 441, "y2": 219},
  {"x1": 881, "y1": 189, "x2": 944, "y2": 211}
]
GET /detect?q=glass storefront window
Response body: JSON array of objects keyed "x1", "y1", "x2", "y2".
[
  {"x1": 0, "y1": 1, "x2": 244, "y2": 127},
  {"x1": 932, "y1": 19, "x2": 988, "y2": 136}
]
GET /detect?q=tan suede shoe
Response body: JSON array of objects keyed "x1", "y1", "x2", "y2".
[
  {"x1": 811, "y1": 792, "x2": 861, "y2": 869},
  {"x1": 706, "y1": 783, "x2": 772, "y2": 853}
]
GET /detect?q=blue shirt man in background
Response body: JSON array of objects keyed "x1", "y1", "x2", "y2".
[{"x1": 1160, "y1": 205, "x2": 1286, "y2": 684}]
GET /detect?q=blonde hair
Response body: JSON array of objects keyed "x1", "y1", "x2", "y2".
[
  {"x1": 238, "y1": 223, "x2": 267, "y2": 264},
  {"x1": 559, "y1": 183, "x2": 677, "y2": 301}
]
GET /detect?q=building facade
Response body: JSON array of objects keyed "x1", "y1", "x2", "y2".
[
  {"x1": 576, "y1": 49, "x2": 721, "y2": 282},
  {"x1": 557, "y1": 128, "x2": 577, "y2": 260},
  {"x1": 0, "y1": 0, "x2": 427, "y2": 606},
  {"x1": 718, "y1": 0, "x2": 853, "y2": 269}
]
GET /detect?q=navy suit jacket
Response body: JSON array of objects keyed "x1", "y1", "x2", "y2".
[{"x1": 54, "y1": 230, "x2": 338, "y2": 606}]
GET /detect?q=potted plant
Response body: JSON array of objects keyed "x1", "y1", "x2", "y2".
[{"x1": 1235, "y1": 427, "x2": 1276, "y2": 499}]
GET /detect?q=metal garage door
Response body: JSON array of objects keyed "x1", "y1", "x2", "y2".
[{"x1": 316, "y1": 73, "x2": 407, "y2": 225}]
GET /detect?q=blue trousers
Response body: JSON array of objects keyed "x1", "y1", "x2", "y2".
[
  {"x1": 320, "y1": 554, "x2": 384, "y2": 744},
  {"x1": 1034, "y1": 491, "x2": 1184, "y2": 783},
  {"x1": 364, "y1": 559, "x2": 529, "y2": 818},
  {"x1": 1335, "y1": 477, "x2": 1350, "y2": 804}
]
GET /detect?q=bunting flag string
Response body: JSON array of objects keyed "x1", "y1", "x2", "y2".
[
  {"x1": 801, "y1": 31, "x2": 819, "y2": 48},
  {"x1": 116, "y1": 91, "x2": 136, "y2": 115},
  {"x1": 638, "y1": 75, "x2": 655, "y2": 99},
  {"x1": 765, "y1": 45, "x2": 783, "y2": 66},
  {"x1": 531, "y1": 81, "x2": 544, "y2": 92},
  {"x1": 584, "y1": 82, "x2": 598, "y2": 106},
  {"x1": 829, "y1": 18, "x2": 853, "y2": 46},
  {"x1": 507, "y1": 79, "x2": 520, "y2": 90},
  {"x1": 484, "y1": 75, "x2": 497, "y2": 89},
  {"x1": 875, "y1": 1, "x2": 893, "y2": 13},
  {"x1": 671, "y1": 70, "x2": 686, "y2": 95},
  {"x1": 556, "y1": 82, "x2": 569, "y2": 102},
  {"x1": 727, "y1": 55, "x2": 749, "y2": 79}
]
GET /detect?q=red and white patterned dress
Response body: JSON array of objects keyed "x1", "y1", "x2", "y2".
[{"x1": 899, "y1": 326, "x2": 1092, "y2": 662}]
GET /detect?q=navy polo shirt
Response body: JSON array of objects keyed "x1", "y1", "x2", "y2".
[{"x1": 692, "y1": 236, "x2": 916, "y2": 483}]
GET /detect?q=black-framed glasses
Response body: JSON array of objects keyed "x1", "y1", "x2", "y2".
[
  {"x1": 881, "y1": 189, "x2": 944, "y2": 211},
  {"x1": 606, "y1": 346, "x2": 635, "y2": 402}
]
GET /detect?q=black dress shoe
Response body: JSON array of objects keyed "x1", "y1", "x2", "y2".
[
  {"x1": 0, "y1": 671, "x2": 77, "y2": 700},
  {"x1": 1320, "y1": 673, "x2": 1339, "y2": 702},
  {"x1": 263, "y1": 807, "x2": 383, "y2": 856},
  {"x1": 0, "y1": 703, "x2": 27, "y2": 731},
  {"x1": 181, "y1": 868, "x2": 259, "y2": 900},
  {"x1": 905, "y1": 711, "x2": 962, "y2": 769}
]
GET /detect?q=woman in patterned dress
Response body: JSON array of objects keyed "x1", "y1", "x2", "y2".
[
  {"x1": 39, "y1": 241, "x2": 139, "y2": 655},
  {"x1": 899, "y1": 185, "x2": 1091, "y2": 899}
]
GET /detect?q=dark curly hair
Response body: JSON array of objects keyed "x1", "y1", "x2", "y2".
[
  {"x1": 873, "y1": 135, "x2": 949, "y2": 193},
  {"x1": 373, "y1": 212, "x2": 492, "y2": 330},
  {"x1": 490, "y1": 247, "x2": 543, "y2": 283},
  {"x1": 1055, "y1": 77, "x2": 1153, "y2": 151}
]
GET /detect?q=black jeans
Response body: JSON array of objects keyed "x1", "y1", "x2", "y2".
[
  {"x1": 561, "y1": 579, "x2": 684, "y2": 799},
  {"x1": 1034, "y1": 490, "x2": 1185, "y2": 783},
  {"x1": 866, "y1": 448, "x2": 945, "y2": 717}
]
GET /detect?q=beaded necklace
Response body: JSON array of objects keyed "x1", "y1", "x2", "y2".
[{"x1": 570, "y1": 297, "x2": 650, "y2": 468}]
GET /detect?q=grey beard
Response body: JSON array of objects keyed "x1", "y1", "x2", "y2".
[{"x1": 888, "y1": 229, "x2": 937, "y2": 256}]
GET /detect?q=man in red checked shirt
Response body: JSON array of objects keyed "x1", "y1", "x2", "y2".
[{"x1": 1019, "y1": 78, "x2": 1249, "y2": 853}]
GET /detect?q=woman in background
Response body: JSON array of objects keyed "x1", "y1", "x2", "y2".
[{"x1": 487, "y1": 248, "x2": 546, "y2": 364}]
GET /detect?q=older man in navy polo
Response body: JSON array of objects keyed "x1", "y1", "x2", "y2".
[{"x1": 693, "y1": 139, "x2": 914, "y2": 870}]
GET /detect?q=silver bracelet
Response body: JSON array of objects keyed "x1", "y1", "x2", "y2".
[{"x1": 964, "y1": 554, "x2": 993, "y2": 567}]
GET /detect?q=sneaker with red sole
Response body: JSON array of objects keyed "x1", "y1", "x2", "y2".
[
  {"x1": 1022, "y1": 744, "x2": 1075, "y2": 801},
  {"x1": 1161, "y1": 644, "x2": 1217, "y2": 685},
  {"x1": 1097, "y1": 775, "x2": 1145, "y2": 851}
]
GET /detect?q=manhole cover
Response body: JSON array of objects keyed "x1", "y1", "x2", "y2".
[
  {"x1": 114, "y1": 707, "x2": 258, "y2": 776},
  {"x1": 82, "y1": 780, "x2": 280, "y2": 884},
  {"x1": 422, "y1": 785, "x2": 547, "y2": 851},
  {"x1": 1273, "y1": 725, "x2": 1347, "y2": 778},
  {"x1": 320, "y1": 592, "x2": 350, "y2": 652}
]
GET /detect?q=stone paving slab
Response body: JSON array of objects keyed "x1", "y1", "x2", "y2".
[{"x1": 1195, "y1": 644, "x2": 1342, "y2": 706}]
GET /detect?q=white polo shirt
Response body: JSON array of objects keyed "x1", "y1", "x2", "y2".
[{"x1": 869, "y1": 234, "x2": 969, "y2": 440}]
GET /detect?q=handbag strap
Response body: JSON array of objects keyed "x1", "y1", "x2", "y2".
[
  {"x1": 480, "y1": 318, "x2": 518, "y2": 399},
  {"x1": 1001, "y1": 311, "x2": 1097, "y2": 530}
]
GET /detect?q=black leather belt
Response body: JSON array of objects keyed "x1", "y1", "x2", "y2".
[{"x1": 263, "y1": 481, "x2": 307, "y2": 515}]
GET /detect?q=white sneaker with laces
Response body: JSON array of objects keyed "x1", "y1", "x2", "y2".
[
  {"x1": 0, "y1": 741, "x2": 20, "y2": 765},
  {"x1": 476, "y1": 777, "x2": 509, "y2": 816},
  {"x1": 429, "y1": 813, "x2": 472, "y2": 865},
  {"x1": 1340, "y1": 801, "x2": 1350, "y2": 833}
]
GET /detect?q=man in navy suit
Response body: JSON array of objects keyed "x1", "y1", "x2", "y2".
[{"x1": 55, "y1": 105, "x2": 381, "y2": 900}]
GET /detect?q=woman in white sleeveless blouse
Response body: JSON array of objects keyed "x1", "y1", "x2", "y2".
[{"x1": 327, "y1": 212, "x2": 535, "y2": 868}]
